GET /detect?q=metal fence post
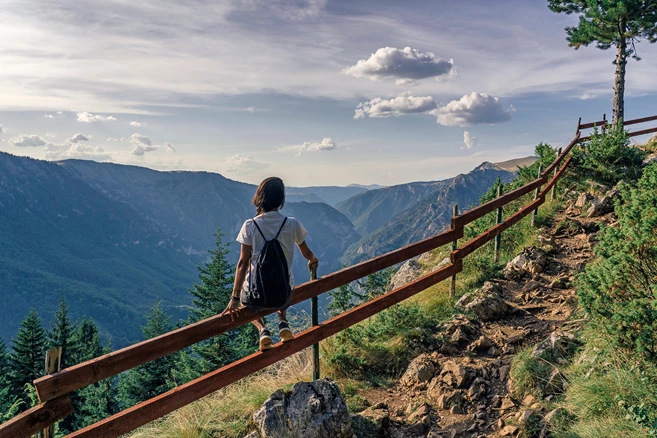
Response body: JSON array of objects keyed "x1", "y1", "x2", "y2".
[
  {"x1": 42, "y1": 347, "x2": 62, "y2": 438},
  {"x1": 550, "y1": 148, "x2": 562, "y2": 202},
  {"x1": 449, "y1": 204, "x2": 459, "y2": 297},
  {"x1": 494, "y1": 185, "x2": 503, "y2": 263},
  {"x1": 531, "y1": 165, "x2": 543, "y2": 227},
  {"x1": 310, "y1": 266, "x2": 320, "y2": 381}
]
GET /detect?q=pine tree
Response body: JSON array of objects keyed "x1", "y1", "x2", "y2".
[
  {"x1": 61, "y1": 317, "x2": 104, "y2": 434},
  {"x1": 548, "y1": 1, "x2": 657, "y2": 125},
  {"x1": 119, "y1": 302, "x2": 178, "y2": 407},
  {"x1": 184, "y1": 229, "x2": 257, "y2": 379},
  {"x1": 77, "y1": 342, "x2": 119, "y2": 427},
  {"x1": 49, "y1": 295, "x2": 75, "y2": 369},
  {"x1": 9, "y1": 309, "x2": 48, "y2": 409},
  {"x1": 0, "y1": 340, "x2": 21, "y2": 422}
]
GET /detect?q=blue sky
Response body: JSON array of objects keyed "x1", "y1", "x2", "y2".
[{"x1": 1, "y1": 0, "x2": 656, "y2": 186}]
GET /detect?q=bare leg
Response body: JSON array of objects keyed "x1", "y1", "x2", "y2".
[
  {"x1": 252, "y1": 318, "x2": 266, "y2": 332},
  {"x1": 277, "y1": 309, "x2": 287, "y2": 321}
]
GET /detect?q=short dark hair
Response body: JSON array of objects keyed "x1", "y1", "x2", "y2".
[{"x1": 252, "y1": 177, "x2": 285, "y2": 215}]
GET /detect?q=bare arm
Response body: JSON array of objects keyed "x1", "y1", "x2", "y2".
[
  {"x1": 222, "y1": 244, "x2": 252, "y2": 319},
  {"x1": 298, "y1": 241, "x2": 319, "y2": 271}
]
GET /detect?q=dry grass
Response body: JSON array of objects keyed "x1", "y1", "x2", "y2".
[{"x1": 130, "y1": 350, "x2": 314, "y2": 438}]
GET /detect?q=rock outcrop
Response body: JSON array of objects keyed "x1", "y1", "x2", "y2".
[
  {"x1": 251, "y1": 379, "x2": 354, "y2": 438},
  {"x1": 455, "y1": 282, "x2": 510, "y2": 322}
]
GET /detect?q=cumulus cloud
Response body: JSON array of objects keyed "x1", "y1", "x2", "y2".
[
  {"x1": 297, "y1": 138, "x2": 337, "y2": 156},
  {"x1": 44, "y1": 114, "x2": 55, "y2": 119},
  {"x1": 431, "y1": 92, "x2": 514, "y2": 126},
  {"x1": 67, "y1": 133, "x2": 90, "y2": 143},
  {"x1": 130, "y1": 133, "x2": 152, "y2": 146},
  {"x1": 9, "y1": 134, "x2": 47, "y2": 147},
  {"x1": 463, "y1": 131, "x2": 479, "y2": 150},
  {"x1": 45, "y1": 143, "x2": 111, "y2": 161},
  {"x1": 129, "y1": 133, "x2": 156, "y2": 156},
  {"x1": 107, "y1": 137, "x2": 126, "y2": 142},
  {"x1": 76, "y1": 111, "x2": 117, "y2": 123},
  {"x1": 164, "y1": 142, "x2": 176, "y2": 153},
  {"x1": 354, "y1": 95, "x2": 437, "y2": 119},
  {"x1": 343, "y1": 47, "x2": 455, "y2": 85},
  {"x1": 130, "y1": 121, "x2": 146, "y2": 127},
  {"x1": 225, "y1": 154, "x2": 270, "y2": 174}
]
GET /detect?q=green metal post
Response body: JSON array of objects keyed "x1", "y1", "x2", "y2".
[
  {"x1": 531, "y1": 165, "x2": 543, "y2": 227},
  {"x1": 449, "y1": 204, "x2": 459, "y2": 297},
  {"x1": 494, "y1": 185, "x2": 503, "y2": 263},
  {"x1": 311, "y1": 266, "x2": 320, "y2": 381}
]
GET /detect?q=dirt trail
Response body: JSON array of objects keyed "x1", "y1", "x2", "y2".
[{"x1": 353, "y1": 207, "x2": 610, "y2": 438}]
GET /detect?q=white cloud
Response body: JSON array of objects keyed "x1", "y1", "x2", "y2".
[
  {"x1": 354, "y1": 95, "x2": 437, "y2": 119},
  {"x1": 45, "y1": 143, "x2": 111, "y2": 161},
  {"x1": 130, "y1": 133, "x2": 152, "y2": 146},
  {"x1": 57, "y1": 111, "x2": 63, "y2": 115},
  {"x1": 343, "y1": 47, "x2": 455, "y2": 85},
  {"x1": 131, "y1": 145, "x2": 157, "y2": 156},
  {"x1": 0, "y1": 125, "x2": 6, "y2": 134},
  {"x1": 225, "y1": 154, "x2": 270, "y2": 174},
  {"x1": 67, "y1": 133, "x2": 91, "y2": 143},
  {"x1": 107, "y1": 137, "x2": 127, "y2": 142},
  {"x1": 431, "y1": 92, "x2": 514, "y2": 126},
  {"x1": 76, "y1": 111, "x2": 118, "y2": 123},
  {"x1": 44, "y1": 114, "x2": 55, "y2": 119},
  {"x1": 164, "y1": 142, "x2": 176, "y2": 153},
  {"x1": 130, "y1": 121, "x2": 146, "y2": 127},
  {"x1": 129, "y1": 133, "x2": 156, "y2": 155},
  {"x1": 579, "y1": 93, "x2": 597, "y2": 100},
  {"x1": 46, "y1": 132, "x2": 57, "y2": 139},
  {"x1": 297, "y1": 137, "x2": 337, "y2": 156},
  {"x1": 9, "y1": 134, "x2": 47, "y2": 147},
  {"x1": 463, "y1": 131, "x2": 479, "y2": 150}
]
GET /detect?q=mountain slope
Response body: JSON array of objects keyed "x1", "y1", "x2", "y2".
[
  {"x1": 0, "y1": 154, "x2": 359, "y2": 347},
  {"x1": 335, "y1": 180, "x2": 453, "y2": 236},
  {"x1": 286, "y1": 186, "x2": 370, "y2": 206},
  {"x1": 342, "y1": 163, "x2": 515, "y2": 264}
]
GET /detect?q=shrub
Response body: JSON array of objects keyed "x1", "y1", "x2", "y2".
[
  {"x1": 572, "y1": 123, "x2": 646, "y2": 186},
  {"x1": 577, "y1": 163, "x2": 657, "y2": 359}
]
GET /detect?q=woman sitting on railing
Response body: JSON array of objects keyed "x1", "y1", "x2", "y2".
[{"x1": 222, "y1": 177, "x2": 319, "y2": 351}]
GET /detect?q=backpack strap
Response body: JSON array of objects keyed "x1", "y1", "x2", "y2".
[{"x1": 252, "y1": 217, "x2": 288, "y2": 242}]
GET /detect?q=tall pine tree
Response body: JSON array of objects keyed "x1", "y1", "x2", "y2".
[
  {"x1": 61, "y1": 317, "x2": 105, "y2": 434},
  {"x1": 9, "y1": 309, "x2": 48, "y2": 410},
  {"x1": 119, "y1": 301, "x2": 178, "y2": 407},
  {"x1": 548, "y1": 1, "x2": 657, "y2": 124},
  {"x1": 49, "y1": 295, "x2": 75, "y2": 369},
  {"x1": 183, "y1": 229, "x2": 257, "y2": 379}
]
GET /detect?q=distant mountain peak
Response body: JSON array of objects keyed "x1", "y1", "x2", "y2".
[{"x1": 474, "y1": 161, "x2": 503, "y2": 171}]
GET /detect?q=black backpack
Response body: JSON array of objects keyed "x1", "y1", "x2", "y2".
[{"x1": 244, "y1": 217, "x2": 292, "y2": 309}]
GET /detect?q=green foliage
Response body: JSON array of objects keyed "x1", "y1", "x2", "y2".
[
  {"x1": 9, "y1": 309, "x2": 47, "y2": 411},
  {"x1": 572, "y1": 124, "x2": 645, "y2": 186},
  {"x1": 328, "y1": 268, "x2": 394, "y2": 318},
  {"x1": 179, "y1": 230, "x2": 257, "y2": 382},
  {"x1": 0, "y1": 340, "x2": 22, "y2": 422},
  {"x1": 119, "y1": 302, "x2": 179, "y2": 408},
  {"x1": 50, "y1": 295, "x2": 75, "y2": 369},
  {"x1": 547, "y1": 0, "x2": 657, "y2": 56},
  {"x1": 577, "y1": 163, "x2": 657, "y2": 359}
]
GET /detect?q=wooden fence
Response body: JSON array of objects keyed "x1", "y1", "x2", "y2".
[{"x1": 1, "y1": 115, "x2": 656, "y2": 438}]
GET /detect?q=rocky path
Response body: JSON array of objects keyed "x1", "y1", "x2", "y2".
[{"x1": 353, "y1": 206, "x2": 611, "y2": 438}]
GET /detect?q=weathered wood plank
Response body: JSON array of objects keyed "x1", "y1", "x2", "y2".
[
  {"x1": 35, "y1": 227, "x2": 459, "y2": 402},
  {"x1": 65, "y1": 262, "x2": 461, "y2": 438},
  {"x1": 0, "y1": 396, "x2": 73, "y2": 438}
]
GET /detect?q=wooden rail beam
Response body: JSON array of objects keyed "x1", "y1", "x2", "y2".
[
  {"x1": 451, "y1": 177, "x2": 545, "y2": 229},
  {"x1": 65, "y1": 262, "x2": 462, "y2": 438},
  {"x1": 35, "y1": 227, "x2": 461, "y2": 402},
  {"x1": 623, "y1": 114, "x2": 657, "y2": 127},
  {"x1": 0, "y1": 396, "x2": 73, "y2": 438}
]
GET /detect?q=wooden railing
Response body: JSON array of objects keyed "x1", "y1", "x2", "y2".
[{"x1": 2, "y1": 115, "x2": 656, "y2": 438}]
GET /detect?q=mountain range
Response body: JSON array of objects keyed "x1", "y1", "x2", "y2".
[{"x1": 0, "y1": 153, "x2": 528, "y2": 347}]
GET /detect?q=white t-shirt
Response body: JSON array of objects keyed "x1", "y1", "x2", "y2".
[{"x1": 236, "y1": 210, "x2": 308, "y2": 292}]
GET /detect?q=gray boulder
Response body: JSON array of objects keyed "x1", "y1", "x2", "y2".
[
  {"x1": 503, "y1": 247, "x2": 547, "y2": 279},
  {"x1": 252, "y1": 379, "x2": 354, "y2": 438},
  {"x1": 400, "y1": 354, "x2": 437, "y2": 387},
  {"x1": 531, "y1": 332, "x2": 580, "y2": 361},
  {"x1": 455, "y1": 282, "x2": 510, "y2": 321},
  {"x1": 575, "y1": 192, "x2": 591, "y2": 208},
  {"x1": 388, "y1": 259, "x2": 423, "y2": 292}
]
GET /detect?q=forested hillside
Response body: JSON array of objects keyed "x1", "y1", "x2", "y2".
[{"x1": 0, "y1": 154, "x2": 360, "y2": 347}]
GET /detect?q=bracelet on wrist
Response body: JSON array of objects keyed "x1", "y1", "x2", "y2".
[{"x1": 231, "y1": 295, "x2": 240, "y2": 301}]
